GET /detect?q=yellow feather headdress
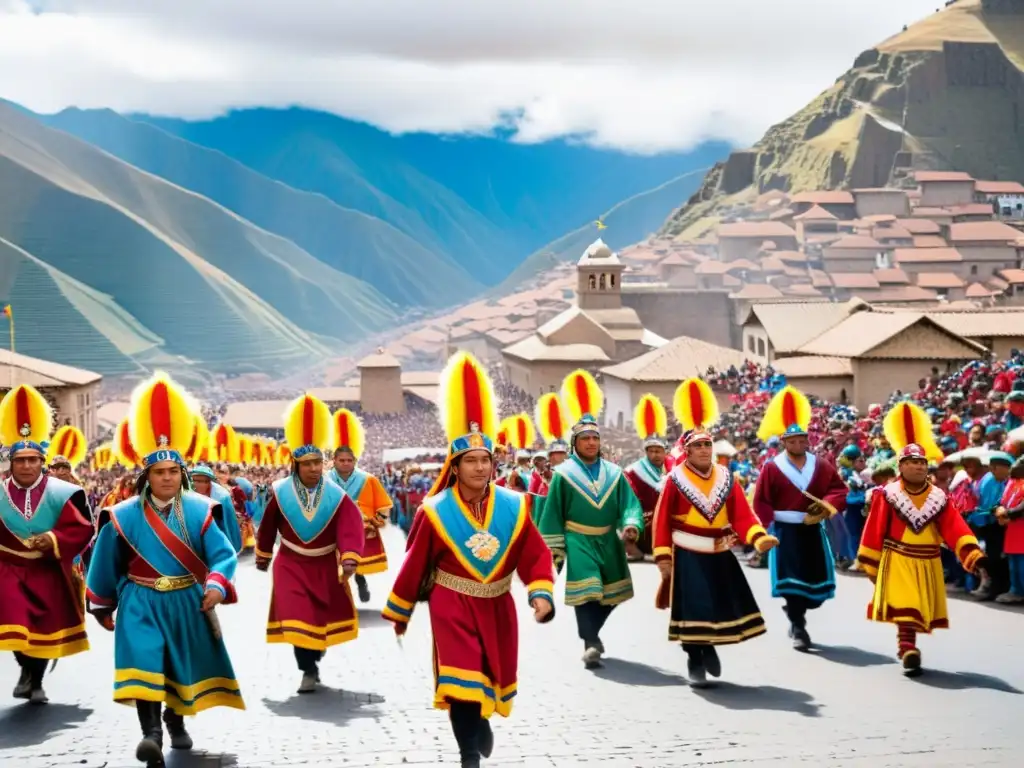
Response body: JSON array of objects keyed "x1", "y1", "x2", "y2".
[
  {"x1": 535, "y1": 393, "x2": 569, "y2": 445},
  {"x1": 210, "y1": 422, "x2": 240, "y2": 464},
  {"x1": 47, "y1": 425, "x2": 88, "y2": 468},
  {"x1": 502, "y1": 413, "x2": 536, "y2": 451},
  {"x1": 883, "y1": 401, "x2": 943, "y2": 463},
  {"x1": 113, "y1": 418, "x2": 140, "y2": 468},
  {"x1": 282, "y1": 393, "x2": 333, "y2": 462},
  {"x1": 92, "y1": 443, "x2": 114, "y2": 471},
  {"x1": 128, "y1": 371, "x2": 197, "y2": 468},
  {"x1": 673, "y1": 378, "x2": 718, "y2": 432},
  {"x1": 0, "y1": 384, "x2": 53, "y2": 458},
  {"x1": 561, "y1": 369, "x2": 604, "y2": 424},
  {"x1": 186, "y1": 415, "x2": 210, "y2": 464},
  {"x1": 276, "y1": 443, "x2": 292, "y2": 467},
  {"x1": 634, "y1": 394, "x2": 668, "y2": 447},
  {"x1": 757, "y1": 385, "x2": 812, "y2": 442},
  {"x1": 332, "y1": 408, "x2": 366, "y2": 460},
  {"x1": 238, "y1": 434, "x2": 253, "y2": 465}
]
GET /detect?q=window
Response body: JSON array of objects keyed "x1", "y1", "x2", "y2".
[
  {"x1": 599, "y1": 274, "x2": 606, "y2": 290},
  {"x1": 588, "y1": 274, "x2": 596, "y2": 290},
  {"x1": 610, "y1": 274, "x2": 616, "y2": 288},
  {"x1": 748, "y1": 335, "x2": 756, "y2": 352},
  {"x1": 757, "y1": 338, "x2": 766, "y2": 357},
  {"x1": 970, "y1": 264, "x2": 978, "y2": 275}
]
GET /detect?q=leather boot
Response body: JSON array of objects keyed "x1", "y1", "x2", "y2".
[
  {"x1": 162, "y1": 707, "x2": 194, "y2": 750},
  {"x1": 135, "y1": 701, "x2": 164, "y2": 766}
]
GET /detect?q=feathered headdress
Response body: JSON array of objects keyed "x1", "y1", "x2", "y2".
[
  {"x1": 430, "y1": 351, "x2": 499, "y2": 496},
  {"x1": 634, "y1": 394, "x2": 668, "y2": 449},
  {"x1": 536, "y1": 392, "x2": 570, "y2": 454},
  {"x1": 47, "y1": 425, "x2": 88, "y2": 468},
  {"x1": 757, "y1": 385, "x2": 812, "y2": 442},
  {"x1": 282, "y1": 393, "x2": 333, "y2": 463},
  {"x1": 113, "y1": 418, "x2": 140, "y2": 468},
  {"x1": 502, "y1": 413, "x2": 536, "y2": 451},
  {"x1": 333, "y1": 408, "x2": 366, "y2": 460},
  {"x1": 186, "y1": 415, "x2": 210, "y2": 464},
  {"x1": 128, "y1": 371, "x2": 197, "y2": 469},
  {"x1": 883, "y1": 400, "x2": 943, "y2": 463},
  {"x1": 92, "y1": 443, "x2": 114, "y2": 471},
  {"x1": 561, "y1": 369, "x2": 603, "y2": 444},
  {"x1": 674, "y1": 377, "x2": 719, "y2": 445},
  {"x1": 276, "y1": 443, "x2": 292, "y2": 467},
  {"x1": 0, "y1": 384, "x2": 53, "y2": 459},
  {"x1": 210, "y1": 421, "x2": 240, "y2": 464}
]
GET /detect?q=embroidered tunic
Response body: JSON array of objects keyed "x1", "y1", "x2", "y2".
[
  {"x1": 0, "y1": 475, "x2": 93, "y2": 659},
  {"x1": 857, "y1": 480, "x2": 982, "y2": 633},
  {"x1": 537, "y1": 456, "x2": 643, "y2": 606},
  {"x1": 652, "y1": 463, "x2": 769, "y2": 644},
  {"x1": 624, "y1": 457, "x2": 666, "y2": 555},
  {"x1": 328, "y1": 467, "x2": 393, "y2": 575},
  {"x1": 382, "y1": 484, "x2": 554, "y2": 719},
  {"x1": 86, "y1": 491, "x2": 244, "y2": 714},
  {"x1": 256, "y1": 476, "x2": 365, "y2": 650}
]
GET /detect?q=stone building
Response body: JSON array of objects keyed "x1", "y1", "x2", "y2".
[{"x1": 0, "y1": 350, "x2": 102, "y2": 440}]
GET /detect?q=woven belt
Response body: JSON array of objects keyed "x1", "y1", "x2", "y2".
[
  {"x1": 0, "y1": 542, "x2": 42, "y2": 559},
  {"x1": 672, "y1": 530, "x2": 734, "y2": 554},
  {"x1": 281, "y1": 539, "x2": 338, "y2": 557},
  {"x1": 883, "y1": 539, "x2": 941, "y2": 560},
  {"x1": 565, "y1": 521, "x2": 611, "y2": 536},
  {"x1": 128, "y1": 574, "x2": 197, "y2": 592},
  {"x1": 434, "y1": 569, "x2": 513, "y2": 598}
]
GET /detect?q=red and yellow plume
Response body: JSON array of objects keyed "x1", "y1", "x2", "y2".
[
  {"x1": 92, "y1": 443, "x2": 114, "y2": 471},
  {"x1": 128, "y1": 371, "x2": 196, "y2": 458},
  {"x1": 757, "y1": 385, "x2": 812, "y2": 442},
  {"x1": 673, "y1": 377, "x2": 718, "y2": 432},
  {"x1": 238, "y1": 435, "x2": 253, "y2": 464},
  {"x1": 0, "y1": 384, "x2": 53, "y2": 448},
  {"x1": 282, "y1": 393, "x2": 333, "y2": 459},
  {"x1": 883, "y1": 401, "x2": 943, "y2": 462},
  {"x1": 495, "y1": 427, "x2": 509, "y2": 448},
  {"x1": 333, "y1": 408, "x2": 366, "y2": 460},
  {"x1": 276, "y1": 443, "x2": 292, "y2": 467},
  {"x1": 48, "y1": 425, "x2": 88, "y2": 467},
  {"x1": 186, "y1": 415, "x2": 210, "y2": 463},
  {"x1": 114, "y1": 418, "x2": 140, "y2": 468},
  {"x1": 634, "y1": 394, "x2": 668, "y2": 440},
  {"x1": 502, "y1": 413, "x2": 536, "y2": 450},
  {"x1": 561, "y1": 369, "x2": 604, "y2": 423},
  {"x1": 210, "y1": 422, "x2": 240, "y2": 463},
  {"x1": 438, "y1": 351, "x2": 498, "y2": 444},
  {"x1": 536, "y1": 393, "x2": 569, "y2": 444}
]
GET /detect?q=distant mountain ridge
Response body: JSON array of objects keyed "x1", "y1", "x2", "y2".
[{"x1": 0, "y1": 101, "x2": 723, "y2": 376}]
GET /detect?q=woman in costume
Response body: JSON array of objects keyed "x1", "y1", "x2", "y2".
[
  {"x1": 857, "y1": 402, "x2": 986, "y2": 677},
  {"x1": 0, "y1": 385, "x2": 93, "y2": 705},
  {"x1": 86, "y1": 372, "x2": 243, "y2": 766},
  {"x1": 255, "y1": 393, "x2": 364, "y2": 694},
  {"x1": 652, "y1": 378, "x2": 778, "y2": 687},
  {"x1": 382, "y1": 351, "x2": 555, "y2": 768}
]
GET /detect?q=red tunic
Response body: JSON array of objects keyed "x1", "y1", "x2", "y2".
[
  {"x1": 256, "y1": 485, "x2": 364, "y2": 650},
  {"x1": 624, "y1": 462, "x2": 665, "y2": 555},
  {"x1": 382, "y1": 484, "x2": 554, "y2": 719},
  {"x1": 527, "y1": 471, "x2": 550, "y2": 496},
  {"x1": 752, "y1": 456, "x2": 848, "y2": 526},
  {"x1": 0, "y1": 477, "x2": 93, "y2": 658}
]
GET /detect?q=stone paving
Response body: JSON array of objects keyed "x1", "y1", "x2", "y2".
[{"x1": 1, "y1": 527, "x2": 1022, "y2": 767}]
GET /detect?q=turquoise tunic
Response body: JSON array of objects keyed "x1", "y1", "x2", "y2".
[
  {"x1": 538, "y1": 456, "x2": 643, "y2": 606},
  {"x1": 210, "y1": 482, "x2": 243, "y2": 553},
  {"x1": 85, "y1": 491, "x2": 244, "y2": 715}
]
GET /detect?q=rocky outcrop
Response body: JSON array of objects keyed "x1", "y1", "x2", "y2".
[{"x1": 661, "y1": 2, "x2": 1024, "y2": 238}]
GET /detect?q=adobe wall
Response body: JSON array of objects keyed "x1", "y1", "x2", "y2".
[{"x1": 622, "y1": 288, "x2": 736, "y2": 348}]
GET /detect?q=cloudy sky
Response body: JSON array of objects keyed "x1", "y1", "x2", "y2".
[{"x1": 0, "y1": 0, "x2": 943, "y2": 153}]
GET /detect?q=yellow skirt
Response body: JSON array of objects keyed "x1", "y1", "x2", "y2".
[{"x1": 868, "y1": 549, "x2": 949, "y2": 633}]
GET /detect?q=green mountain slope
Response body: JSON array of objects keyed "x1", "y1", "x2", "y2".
[
  {"x1": 500, "y1": 169, "x2": 709, "y2": 288},
  {"x1": 38, "y1": 109, "x2": 481, "y2": 307},
  {"x1": 0, "y1": 102, "x2": 373, "y2": 373},
  {"x1": 0, "y1": 236, "x2": 158, "y2": 374}
]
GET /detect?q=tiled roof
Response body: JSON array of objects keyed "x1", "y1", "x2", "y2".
[
  {"x1": 897, "y1": 218, "x2": 941, "y2": 235},
  {"x1": 976, "y1": 181, "x2": 1024, "y2": 195},
  {"x1": 916, "y1": 272, "x2": 965, "y2": 289},
  {"x1": 718, "y1": 221, "x2": 797, "y2": 239},
  {"x1": 502, "y1": 335, "x2": 610, "y2": 363},
  {"x1": 965, "y1": 282, "x2": 999, "y2": 298},
  {"x1": 948, "y1": 221, "x2": 1022, "y2": 243},
  {"x1": 826, "y1": 234, "x2": 884, "y2": 250},
  {"x1": 793, "y1": 204, "x2": 838, "y2": 221},
  {"x1": 893, "y1": 247, "x2": 962, "y2": 263},
  {"x1": 798, "y1": 312, "x2": 981, "y2": 358},
  {"x1": 912, "y1": 236, "x2": 949, "y2": 248},
  {"x1": 601, "y1": 334, "x2": 745, "y2": 382},
  {"x1": 910, "y1": 207, "x2": 951, "y2": 218},
  {"x1": 0, "y1": 349, "x2": 102, "y2": 388},
  {"x1": 915, "y1": 171, "x2": 975, "y2": 183},
  {"x1": 873, "y1": 268, "x2": 911, "y2": 285},
  {"x1": 790, "y1": 191, "x2": 856, "y2": 205},
  {"x1": 832, "y1": 273, "x2": 881, "y2": 289},
  {"x1": 928, "y1": 310, "x2": 1024, "y2": 338},
  {"x1": 744, "y1": 299, "x2": 866, "y2": 352},
  {"x1": 774, "y1": 250, "x2": 809, "y2": 263},
  {"x1": 730, "y1": 284, "x2": 785, "y2": 300},
  {"x1": 998, "y1": 268, "x2": 1024, "y2": 285}
]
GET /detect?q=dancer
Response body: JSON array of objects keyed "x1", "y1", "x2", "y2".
[
  {"x1": 538, "y1": 369, "x2": 642, "y2": 668},
  {"x1": 255, "y1": 393, "x2": 364, "y2": 693},
  {"x1": 382, "y1": 351, "x2": 554, "y2": 768},
  {"x1": 653, "y1": 378, "x2": 778, "y2": 686},
  {"x1": 0, "y1": 385, "x2": 93, "y2": 704},
  {"x1": 858, "y1": 401, "x2": 986, "y2": 676},
  {"x1": 327, "y1": 408, "x2": 393, "y2": 604},
  {"x1": 86, "y1": 372, "x2": 243, "y2": 766},
  {"x1": 189, "y1": 464, "x2": 244, "y2": 552},
  {"x1": 623, "y1": 394, "x2": 669, "y2": 561},
  {"x1": 752, "y1": 386, "x2": 847, "y2": 650}
]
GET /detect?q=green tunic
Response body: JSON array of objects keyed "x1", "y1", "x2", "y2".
[{"x1": 538, "y1": 456, "x2": 643, "y2": 607}]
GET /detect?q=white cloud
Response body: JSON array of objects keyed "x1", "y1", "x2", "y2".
[{"x1": 0, "y1": 0, "x2": 943, "y2": 152}]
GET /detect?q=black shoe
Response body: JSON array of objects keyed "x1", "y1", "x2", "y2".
[
  {"x1": 460, "y1": 758, "x2": 481, "y2": 768},
  {"x1": 902, "y1": 649, "x2": 923, "y2": 678},
  {"x1": 702, "y1": 646, "x2": 722, "y2": 678},
  {"x1": 12, "y1": 668, "x2": 31, "y2": 700},
  {"x1": 687, "y1": 656, "x2": 708, "y2": 688},
  {"x1": 136, "y1": 736, "x2": 164, "y2": 766},
  {"x1": 136, "y1": 702, "x2": 165, "y2": 766},
  {"x1": 789, "y1": 625, "x2": 811, "y2": 652},
  {"x1": 357, "y1": 579, "x2": 371, "y2": 604},
  {"x1": 477, "y1": 717, "x2": 494, "y2": 759},
  {"x1": 594, "y1": 638, "x2": 605, "y2": 656},
  {"x1": 163, "y1": 709, "x2": 193, "y2": 750}
]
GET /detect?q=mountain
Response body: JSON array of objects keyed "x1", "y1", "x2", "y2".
[
  {"x1": 662, "y1": 0, "x2": 1024, "y2": 238},
  {"x1": 129, "y1": 108, "x2": 726, "y2": 282}
]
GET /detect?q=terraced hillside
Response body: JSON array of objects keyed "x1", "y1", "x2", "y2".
[{"x1": 663, "y1": 0, "x2": 1024, "y2": 237}]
